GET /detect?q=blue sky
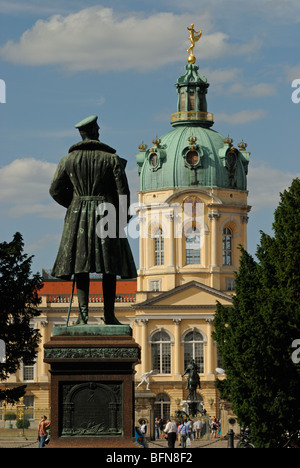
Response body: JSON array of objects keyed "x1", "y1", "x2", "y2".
[{"x1": 0, "y1": 0, "x2": 299, "y2": 276}]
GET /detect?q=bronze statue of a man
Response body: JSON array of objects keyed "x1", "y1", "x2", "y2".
[
  {"x1": 49, "y1": 115, "x2": 137, "y2": 325},
  {"x1": 182, "y1": 359, "x2": 201, "y2": 399}
]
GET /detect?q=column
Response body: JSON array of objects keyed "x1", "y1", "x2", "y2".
[
  {"x1": 173, "y1": 319, "x2": 182, "y2": 377},
  {"x1": 208, "y1": 211, "x2": 220, "y2": 268},
  {"x1": 168, "y1": 213, "x2": 175, "y2": 268},
  {"x1": 134, "y1": 319, "x2": 142, "y2": 377},
  {"x1": 206, "y1": 319, "x2": 214, "y2": 378},
  {"x1": 140, "y1": 319, "x2": 149, "y2": 374},
  {"x1": 40, "y1": 319, "x2": 49, "y2": 380}
]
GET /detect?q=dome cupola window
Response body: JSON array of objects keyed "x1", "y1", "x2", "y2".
[{"x1": 182, "y1": 135, "x2": 203, "y2": 170}]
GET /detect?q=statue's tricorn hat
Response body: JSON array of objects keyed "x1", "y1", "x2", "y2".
[{"x1": 75, "y1": 115, "x2": 98, "y2": 129}]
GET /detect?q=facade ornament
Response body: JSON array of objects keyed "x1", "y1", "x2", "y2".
[
  {"x1": 238, "y1": 139, "x2": 248, "y2": 151},
  {"x1": 208, "y1": 211, "x2": 220, "y2": 222},
  {"x1": 173, "y1": 319, "x2": 182, "y2": 325},
  {"x1": 136, "y1": 370, "x2": 157, "y2": 391},
  {"x1": 138, "y1": 141, "x2": 148, "y2": 151}
]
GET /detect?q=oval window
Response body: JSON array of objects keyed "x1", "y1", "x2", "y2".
[
  {"x1": 186, "y1": 150, "x2": 199, "y2": 166},
  {"x1": 150, "y1": 153, "x2": 158, "y2": 167}
]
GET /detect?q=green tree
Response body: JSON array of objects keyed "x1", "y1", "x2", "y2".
[
  {"x1": 0, "y1": 233, "x2": 42, "y2": 404},
  {"x1": 213, "y1": 178, "x2": 300, "y2": 448}
]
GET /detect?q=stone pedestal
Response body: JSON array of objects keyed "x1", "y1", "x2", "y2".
[
  {"x1": 135, "y1": 390, "x2": 156, "y2": 441},
  {"x1": 44, "y1": 325, "x2": 140, "y2": 448}
]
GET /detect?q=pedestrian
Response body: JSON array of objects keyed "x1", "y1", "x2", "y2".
[
  {"x1": 155, "y1": 418, "x2": 160, "y2": 439},
  {"x1": 217, "y1": 419, "x2": 221, "y2": 438},
  {"x1": 140, "y1": 420, "x2": 148, "y2": 448},
  {"x1": 193, "y1": 420, "x2": 198, "y2": 439},
  {"x1": 178, "y1": 419, "x2": 189, "y2": 448},
  {"x1": 140, "y1": 420, "x2": 147, "y2": 437},
  {"x1": 211, "y1": 417, "x2": 218, "y2": 439},
  {"x1": 159, "y1": 418, "x2": 165, "y2": 439},
  {"x1": 164, "y1": 418, "x2": 178, "y2": 449},
  {"x1": 194, "y1": 419, "x2": 203, "y2": 439},
  {"x1": 37, "y1": 415, "x2": 50, "y2": 448},
  {"x1": 186, "y1": 418, "x2": 193, "y2": 439}
]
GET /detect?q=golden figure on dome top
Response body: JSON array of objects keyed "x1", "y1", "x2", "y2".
[{"x1": 187, "y1": 23, "x2": 202, "y2": 64}]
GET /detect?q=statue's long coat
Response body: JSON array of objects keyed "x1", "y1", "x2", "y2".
[{"x1": 49, "y1": 140, "x2": 137, "y2": 279}]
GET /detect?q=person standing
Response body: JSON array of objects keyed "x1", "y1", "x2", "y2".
[
  {"x1": 178, "y1": 420, "x2": 189, "y2": 448},
  {"x1": 164, "y1": 418, "x2": 177, "y2": 448},
  {"x1": 194, "y1": 419, "x2": 203, "y2": 439},
  {"x1": 38, "y1": 415, "x2": 50, "y2": 448},
  {"x1": 155, "y1": 418, "x2": 160, "y2": 439}
]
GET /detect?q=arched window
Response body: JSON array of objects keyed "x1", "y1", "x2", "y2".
[
  {"x1": 154, "y1": 393, "x2": 171, "y2": 421},
  {"x1": 154, "y1": 228, "x2": 164, "y2": 266},
  {"x1": 151, "y1": 331, "x2": 171, "y2": 374},
  {"x1": 222, "y1": 227, "x2": 232, "y2": 265},
  {"x1": 185, "y1": 227, "x2": 201, "y2": 264},
  {"x1": 183, "y1": 330, "x2": 204, "y2": 373}
]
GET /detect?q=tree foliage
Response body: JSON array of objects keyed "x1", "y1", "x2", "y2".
[
  {"x1": 213, "y1": 178, "x2": 300, "y2": 448},
  {"x1": 0, "y1": 233, "x2": 43, "y2": 403}
]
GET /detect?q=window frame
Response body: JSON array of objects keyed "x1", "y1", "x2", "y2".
[{"x1": 150, "y1": 330, "x2": 172, "y2": 375}]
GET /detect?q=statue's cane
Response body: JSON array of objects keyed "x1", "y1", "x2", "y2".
[{"x1": 66, "y1": 275, "x2": 76, "y2": 327}]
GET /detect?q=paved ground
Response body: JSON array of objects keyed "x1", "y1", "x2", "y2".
[
  {"x1": 0, "y1": 436, "x2": 230, "y2": 449},
  {"x1": 148, "y1": 436, "x2": 229, "y2": 449}
]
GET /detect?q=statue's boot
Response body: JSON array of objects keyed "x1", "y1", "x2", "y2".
[
  {"x1": 103, "y1": 273, "x2": 122, "y2": 325},
  {"x1": 76, "y1": 273, "x2": 89, "y2": 325},
  {"x1": 75, "y1": 305, "x2": 88, "y2": 325}
]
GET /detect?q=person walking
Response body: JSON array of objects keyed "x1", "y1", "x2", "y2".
[
  {"x1": 178, "y1": 420, "x2": 189, "y2": 448},
  {"x1": 37, "y1": 415, "x2": 50, "y2": 448},
  {"x1": 164, "y1": 418, "x2": 178, "y2": 449},
  {"x1": 140, "y1": 420, "x2": 148, "y2": 448}
]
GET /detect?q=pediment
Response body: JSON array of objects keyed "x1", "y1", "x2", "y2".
[{"x1": 136, "y1": 281, "x2": 233, "y2": 309}]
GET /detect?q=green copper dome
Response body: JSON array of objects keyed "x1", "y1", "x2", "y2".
[{"x1": 136, "y1": 64, "x2": 250, "y2": 192}]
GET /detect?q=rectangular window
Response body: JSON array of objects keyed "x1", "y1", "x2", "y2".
[
  {"x1": 154, "y1": 229, "x2": 164, "y2": 266},
  {"x1": 149, "y1": 279, "x2": 161, "y2": 292},
  {"x1": 222, "y1": 228, "x2": 232, "y2": 265},
  {"x1": 24, "y1": 396, "x2": 34, "y2": 419},
  {"x1": 189, "y1": 92, "x2": 195, "y2": 111},
  {"x1": 185, "y1": 228, "x2": 201, "y2": 264},
  {"x1": 23, "y1": 365, "x2": 34, "y2": 381},
  {"x1": 151, "y1": 343, "x2": 171, "y2": 374},
  {"x1": 226, "y1": 277, "x2": 235, "y2": 291}
]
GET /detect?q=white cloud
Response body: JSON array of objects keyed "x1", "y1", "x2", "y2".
[
  {"x1": 25, "y1": 233, "x2": 62, "y2": 254},
  {"x1": 0, "y1": 6, "x2": 261, "y2": 73},
  {"x1": 248, "y1": 162, "x2": 300, "y2": 211},
  {"x1": 228, "y1": 82, "x2": 277, "y2": 98},
  {"x1": 0, "y1": 158, "x2": 64, "y2": 218},
  {"x1": 216, "y1": 109, "x2": 268, "y2": 125}
]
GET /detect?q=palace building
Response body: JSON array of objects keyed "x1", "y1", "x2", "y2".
[{"x1": 0, "y1": 27, "x2": 251, "y2": 435}]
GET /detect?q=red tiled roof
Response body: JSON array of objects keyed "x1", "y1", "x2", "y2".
[{"x1": 40, "y1": 279, "x2": 137, "y2": 296}]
